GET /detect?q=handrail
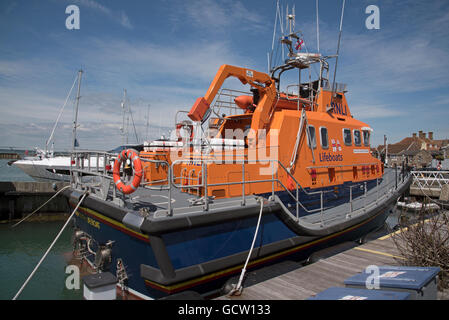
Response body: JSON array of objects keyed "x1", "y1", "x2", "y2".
[
  {"x1": 70, "y1": 149, "x2": 406, "y2": 229},
  {"x1": 169, "y1": 158, "x2": 354, "y2": 219},
  {"x1": 306, "y1": 162, "x2": 379, "y2": 169}
]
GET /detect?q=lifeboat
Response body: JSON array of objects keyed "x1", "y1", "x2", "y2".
[{"x1": 63, "y1": 4, "x2": 412, "y2": 301}]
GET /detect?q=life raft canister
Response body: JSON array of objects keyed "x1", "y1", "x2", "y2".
[{"x1": 113, "y1": 149, "x2": 143, "y2": 194}]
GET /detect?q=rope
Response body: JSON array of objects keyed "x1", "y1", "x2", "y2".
[
  {"x1": 12, "y1": 191, "x2": 88, "y2": 300},
  {"x1": 46, "y1": 74, "x2": 79, "y2": 152},
  {"x1": 10, "y1": 185, "x2": 71, "y2": 228},
  {"x1": 228, "y1": 198, "x2": 264, "y2": 296}
]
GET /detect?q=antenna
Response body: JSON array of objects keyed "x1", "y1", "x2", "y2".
[
  {"x1": 269, "y1": 0, "x2": 280, "y2": 72},
  {"x1": 316, "y1": 0, "x2": 320, "y2": 52},
  {"x1": 331, "y1": 0, "x2": 346, "y2": 100}
]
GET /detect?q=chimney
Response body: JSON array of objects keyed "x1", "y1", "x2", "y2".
[
  {"x1": 419, "y1": 130, "x2": 425, "y2": 139},
  {"x1": 428, "y1": 132, "x2": 434, "y2": 140},
  {"x1": 412, "y1": 133, "x2": 417, "y2": 138}
]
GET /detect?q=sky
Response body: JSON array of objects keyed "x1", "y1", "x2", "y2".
[{"x1": 1, "y1": 0, "x2": 449, "y2": 151}]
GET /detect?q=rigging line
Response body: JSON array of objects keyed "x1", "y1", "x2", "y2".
[
  {"x1": 12, "y1": 191, "x2": 88, "y2": 300},
  {"x1": 10, "y1": 185, "x2": 72, "y2": 228},
  {"x1": 129, "y1": 104, "x2": 140, "y2": 144},
  {"x1": 46, "y1": 74, "x2": 79, "y2": 152}
]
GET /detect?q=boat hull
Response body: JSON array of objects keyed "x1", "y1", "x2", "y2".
[
  {"x1": 13, "y1": 159, "x2": 72, "y2": 182},
  {"x1": 67, "y1": 191, "x2": 393, "y2": 300}
]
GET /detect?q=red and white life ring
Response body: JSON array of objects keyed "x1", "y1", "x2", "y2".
[
  {"x1": 176, "y1": 122, "x2": 194, "y2": 142},
  {"x1": 113, "y1": 149, "x2": 143, "y2": 194}
]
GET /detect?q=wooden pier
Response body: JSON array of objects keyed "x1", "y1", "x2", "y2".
[{"x1": 216, "y1": 221, "x2": 448, "y2": 300}]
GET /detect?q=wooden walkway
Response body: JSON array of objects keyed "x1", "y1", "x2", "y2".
[{"x1": 216, "y1": 232, "x2": 408, "y2": 300}]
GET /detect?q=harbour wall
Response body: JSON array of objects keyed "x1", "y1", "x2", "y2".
[{"x1": 0, "y1": 181, "x2": 70, "y2": 222}]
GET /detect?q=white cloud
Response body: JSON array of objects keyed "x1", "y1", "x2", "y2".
[
  {"x1": 77, "y1": 37, "x2": 248, "y2": 87},
  {"x1": 170, "y1": 0, "x2": 267, "y2": 33},
  {"x1": 73, "y1": 0, "x2": 133, "y2": 29},
  {"x1": 350, "y1": 104, "x2": 404, "y2": 120}
]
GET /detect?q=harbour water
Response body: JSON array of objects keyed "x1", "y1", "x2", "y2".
[
  {"x1": 0, "y1": 156, "x2": 81, "y2": 300},
  {"x1": 0, "y1": 159, "x2": 35, "y2": 182},
  {"x1": 0, "y1": 221, "x2": 82, "y2": 300}
]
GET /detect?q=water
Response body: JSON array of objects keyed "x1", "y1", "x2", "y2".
[
  {"x1": 0, "y1": 154, "x2": 81, "y2": 300},
  {"x1": 0, "y1": 159, "x2": 35, "y2": 182},
  {"x1": 0, "y1": 221, "x2": 82, "y2": 300}
]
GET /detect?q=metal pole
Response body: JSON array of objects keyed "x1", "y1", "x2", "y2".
[
  {"x1": 168, "y1": 168, "x2": 172, "y2": 216},
  {"x1": 242, "y1": 161, "x2": 246, "y2": 206},
  {"x1": 296, "y1": 182, "x2": 299, "y2": 220},
  {"x1": 330, "y1": 0, "x2": 346, "y2": 102},
  {"x1": 349, "y1": 185, "x2": 353, "y2": 215},
  {"x1": 395, "y1": 164, "x2": 398, "y2": 190},
  {"x1": 376, "y1": 178, "x2": 379, "y2": 203},
  {"x1": 271, "y1": 161, "x2": 275, "y2": 199},
  {"x1": 364, "y1": 181, "x2": 367, "y2": 210},
  {"x1": 320, "y1": 191, "x2": 324, "y2": 227},
  {"x1": 72, "y1": 70, "x2": 83, "y2": 153},
  {"x1": 203, "y1": 161, "x2": 209, "y2": 211},
  {"x1": 316, "y1": 0, "x2": 320, "y2": 52}
]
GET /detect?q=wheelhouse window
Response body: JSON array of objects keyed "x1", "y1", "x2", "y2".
[
  {"x1": 307, "y1": 125, "x2": 317, "y2": 149},
  {"x1": 320, "y1": 127, "x2": 329, "y2": 149},
  {"x1": 343, "y1": 128, "x2": 352, "y2": 146},
  {"x1": 363, "y1": 130, "x2": 370, "y2": 146},
  {"x1": 353, "y1": 130, "x2": 361, "y2": 146}
]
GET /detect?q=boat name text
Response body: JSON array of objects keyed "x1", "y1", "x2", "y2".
[{"x1": 319, "y1": 152, "x2": 343, "y2": 162}]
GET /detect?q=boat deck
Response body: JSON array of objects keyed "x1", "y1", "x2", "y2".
[
  {"x1": 128, "y1": 186, "x2": 261, "y2": 219},
  {"x1": 78, "y1": 167, "x2": 406, "y2": 229},
  {"x1": 299, "y1": 168, "x2": 403, "y2": 226}
]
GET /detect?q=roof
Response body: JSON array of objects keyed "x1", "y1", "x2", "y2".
[{"x1": 376, "y1": 135, "x2": 447, "y2": 156}]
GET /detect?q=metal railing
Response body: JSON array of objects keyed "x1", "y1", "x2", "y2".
[
  {"x1": 411, "y1": 170, "x2": 449, "y2": 189},
  {"x1": 211, "y1": 88, "x2": 251, "y2": 118},
  {"x1": 70, "y1": 150, "x2": 408, "y2": 228}
]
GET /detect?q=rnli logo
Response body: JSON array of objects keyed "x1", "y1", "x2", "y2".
[
  {"x1": 331, "y1": 139, "x2": 342, "y2": 152},
  {"x1": 328, "y1": 102, "x2": 348, "y2": 116}
]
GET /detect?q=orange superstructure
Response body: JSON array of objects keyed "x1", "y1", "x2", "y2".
[{"x1": 138, "y1": 60, "x2": 383, "y2": 199}]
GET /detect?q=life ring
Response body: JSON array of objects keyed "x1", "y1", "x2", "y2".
[
  {"x1": 176, "y1": 122, "x2": 194, "y2": 142},
  {"x1": 113, "y1": 149, "x2": 143, "y2": 194}
]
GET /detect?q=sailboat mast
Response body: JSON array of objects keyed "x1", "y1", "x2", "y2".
[
  {"x1": 316, "y1": 0, "x2": 320, "y2": 53},
  {"x1": 72, "y1": 69, "x2": 83, "y2": 152},
  {"x1": 146, "y1": 104, "x2": 150, "y2": 142}
]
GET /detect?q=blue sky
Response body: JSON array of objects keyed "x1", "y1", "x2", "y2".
[{"x1": 1, "y1": 0, "x2": 449, "y2": 151}]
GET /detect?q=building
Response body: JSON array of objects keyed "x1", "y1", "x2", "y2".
[{"x1": 375, "y1": 131, "x2": 449, "y2": 168}]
